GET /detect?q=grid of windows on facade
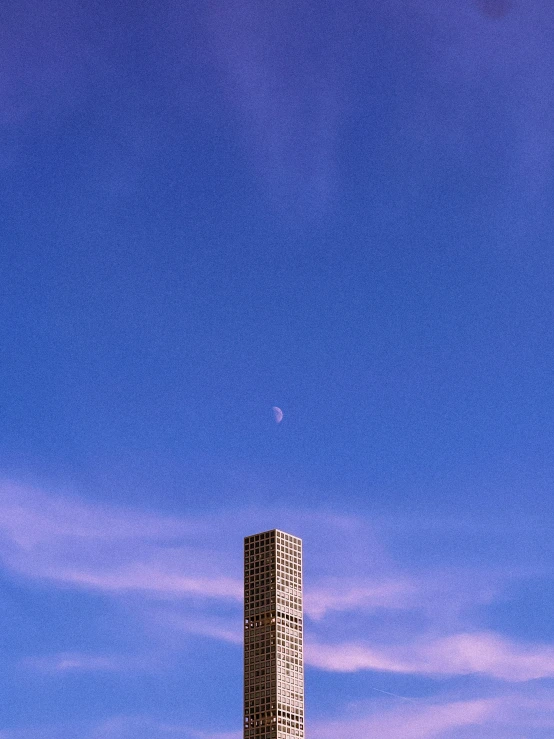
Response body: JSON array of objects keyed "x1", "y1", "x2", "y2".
[{"x1": 244, "y1": 530, "x2": 304, "y2": 739}]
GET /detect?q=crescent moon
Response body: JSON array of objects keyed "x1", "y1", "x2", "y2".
[{"x1": 272, "y1": 406, "x2": 283, "y2": 424}]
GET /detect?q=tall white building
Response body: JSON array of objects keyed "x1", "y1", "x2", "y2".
[{"x1": 244, "y1": 529, "x2": 304, "y2": 738}]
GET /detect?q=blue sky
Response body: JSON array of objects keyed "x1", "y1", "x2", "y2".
[{"x1": 1, "y1": 0, "x2": 553, "y2": 736}]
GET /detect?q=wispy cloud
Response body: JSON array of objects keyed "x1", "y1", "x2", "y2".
[
  {"x1": 2, "y1": 478, "x2": 554, "y2": 691},
  {"x1": 20, "y1": 652, "x2": 155, "y2": 674},
  {"x1": 311, "y1": 697, "x2": 497, "y2": 739},
  {"x1": 307, "y1": 631, "x2": 554, "y2": 681},
  {"x1": 4, "y1": 692, "x2": 554, "y2": 739},
  {"x1": 151, "y1": 610, "x2": 243, "y2": 646},
  {"x1": 309, "y1": 689, "x2": 554, "y2": 739},
  {"x1": 206, "y1": 0, "x2": 554, "y2": 222},
  {"x1": 305, "y1": 577, "x2": 418, "y2": 620},
  {"x1": 206, "y1": 0, "x2": 344, "y2": 216},
  {"x1": 42, "y1": 565, "x2": 242, "y2": 601},
  {"x1": 0, "y1": 481, "x2": 242, "y2": 602},
  {"x1": 0, "y1": 716, "x2": 242, "y2": 739}
]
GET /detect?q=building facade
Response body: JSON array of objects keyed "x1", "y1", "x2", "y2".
[{"x1": 244, "y1": 529, "x2": 304, "y2": 738}]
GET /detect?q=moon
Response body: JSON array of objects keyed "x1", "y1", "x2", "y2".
[{"x1": 272, "y1": 406, "x2": 283, "y2": 424}]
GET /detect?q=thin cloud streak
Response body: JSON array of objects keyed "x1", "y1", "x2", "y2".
[
  {"x1": 0, "y1": 480, "x2": 496, "y2": 621},
  {"x1": 307, "y1": 631, "x2": 554, "y2": 681},
  {"x1": 42, "y1": 565, "x2": 242, "y2": 601},
  {"x1": 309, "y1": 690, "x2": 554, "y2": 739},
  {"x1": 152, "y1": 610, "x2": 243, "y2": 646},
  {"x1": 0, "y1": 481, "x2": 242, "y2": 602},
  {"x1": 207, "y1": 0, "x2": 343, "y2": 216},
  {"x1": 3, "y1": 479, "x2": 554, "y2": 688},
  {"x1": 20, "y1": 652, "x2": 156, "y2": 674},
  {"x1": 0, "y1": 717, "x2": 242, "y2": 739},
  {"x1": 305, "y1": 578, "x2": 418, "y2": 620},
  {"x1": 6, "y1": 692, "x2": 554, "y2": 739},
  {"x1": 311, "y1": 698, "x2": 496, "y2": 739}
]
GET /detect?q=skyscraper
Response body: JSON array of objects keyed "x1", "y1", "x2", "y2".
[{"x1": 244, "y1": 529, "x2": 304, "y2": 738}]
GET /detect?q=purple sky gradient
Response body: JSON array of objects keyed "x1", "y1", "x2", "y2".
[{"x1": 1, "y1": 0, "x2": 553, "y2": 735}]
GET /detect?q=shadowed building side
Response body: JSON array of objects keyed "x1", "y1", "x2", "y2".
[{"x1": 244, "y1": 529, "x2": 304, "y2": 738}]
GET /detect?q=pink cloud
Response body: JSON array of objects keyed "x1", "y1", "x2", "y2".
[
  {"x1": 311, "y1": 698, "x2": 496, "y2": 739},
  {"x1": 42, "y1": 565, "x2": 242, "y2": 600},
  {"x1": 305, "y1": 578, "x2": 418, "y2": 619},
  {"x1": 308, "y1": 689, "x2": 554, "y2": 739},
  {"x1": 3, "y1": 477, "x2": 554, "y2": 699},
  {"x1": 3, "y1": 692, "x2": 554, "y2": 739},
  {"x1": 0, "y1": 482, "x2": 401, "y2": 613},
  {"x1": 150, "y1": 610, "x2": 243, "y2": 646},
  {"x1": 306, "y1": 631, "x2": 554, "y2": 681},
  {"x1": 0, "y1": 718, "x2": 240, "y2": 739},
  {"x1": 21, "y1": 652, "x2": 153, "y2": 674},
  {"x1": 0, "y1": 481, "x2": 242, "y2": 602},
  {"x1": 0, "y1": 718, "x2": 243, "y2": 739},
  {"x1": 0, "y1": 481, "x2": 191, "y2": 545},
  {"x1": 424, "y1": 632, "x2": 554, "y2": 681}
]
